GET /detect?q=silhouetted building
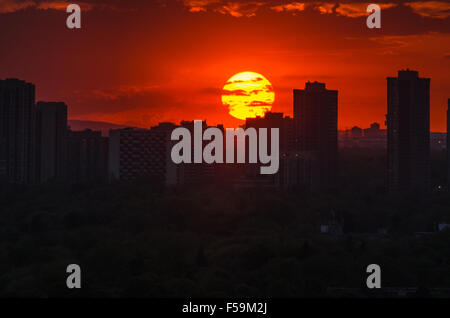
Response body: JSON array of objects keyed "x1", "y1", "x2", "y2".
[
  {"x1": 176, "y1": 120, "x2": 217, "y2": 185},
  {"x1": 279, "y1": 150, "x2": 319, "y2": 189},
  {"x1": 67, "y1": 129, "x2": 108, "y2": 183},
  {"x1": 386, "y1": 70, "x2": 430, "y2": 192},
  {"x1": 364, "y1": 122, "x2": 381, "y2": 137},
  {"x1": 108, "y1": 124, "x2": 176, "y2": 184},
  {"x1": 244, "y1": 112, "x2": 315, "y2": 189},
  {"x1": 294, "y1": 81, "x2": 338, "y2": 187},
  {"x1": 320, "y1": 210, "x2": 344, "y2": 236},
  {"x1": 430, "y1": 132, "x2": 446, "y2": 151},
  {"x1": 448, "y1": 99, "x2": 450, "y2": 187},
  {"x1": 351, "y1": 126, "x2": 363, "y2": 138},
  {"x1": 36, "y1": 102, "x2": 68, "y2": 183},
  {"x1": 246, "y1": 112, "x2": 295, "y2": 152},
  {"x1": 0, "y1": 79, "x2": 36, "y2": 184},
  {"x1": 340, "y1": 123, "x2": 386, "y2": 149},
  {"x1": 150, "y1": 122, "x2": 179, "y2": 186}
]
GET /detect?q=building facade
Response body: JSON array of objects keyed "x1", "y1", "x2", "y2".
[
  {"x1": 36, "y1": 102, "x2": 68, "y2": 183},
  {"x1": 67, "y1": 129, "x2": 108, "y2": 184},
  {"x1": 293, "y1": 81, "x2": 338, "y2": 188},
  {"x1": 175, "y1": 120, "x2": 219, "y2": 186},
  {"x1": 447, "y1": 99, "x2": 450, "y2": 188},
  {"x1": 244, "y1": 112, "x2": 313, "y2": 189},
  {"x1": 108, "y1": 124, "x2": 177, "y2": 184},
  {"x1": 386, "y1": 70, "x2": 430, "y2": 192},
  {"x1": 0, "y1": 79, "x2": 36, "y2": 184}
]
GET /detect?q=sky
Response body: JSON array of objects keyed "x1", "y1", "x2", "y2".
[{"x1": 0, "y1": 0, "x2": 449, "y2": 130}]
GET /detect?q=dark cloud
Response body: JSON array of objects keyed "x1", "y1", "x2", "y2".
[
  {"x1": 199, "y1": 87, "x2": 222, "y2": 95},
  {"x1": 2, "y1": 0, "x2": 449, "y2": 25},
  {"x1": 71, "y1": 87, "x2": 182, "y2": 116},
  {"x1": 164, "y1": 1, "x2": 450, "y2": 38},
  {"x1": 248, "y1": 101, "x2": 272, "y2": 106},
  {"x1": 180, "y1": 0, "x2": 450, "y2": 21},
  {"x1": 222, "y1": 89, "x2": 249, "y2": 96},
  {"x1": 226, "y1": 80, "x2": 245, "y2": 85}
]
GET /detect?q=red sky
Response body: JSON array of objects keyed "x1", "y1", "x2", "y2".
[{"x1": 0, "y1": 0, "x2": 449, "y2": 130}]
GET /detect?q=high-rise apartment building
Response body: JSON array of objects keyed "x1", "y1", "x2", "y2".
[
  {"x1": 0, "y1": 79, "x2": 36, "y2": 184},
  {"x1": 108, "y1": 123, "x2": 177, "y2": 184},
  {"x1": 447, "y1": 99, "x2": 450, "y2": 187},
  {"x1": 386, "y1": 70, "x2": 430, "y2": 192},
  {"x1": 67, "y1": 129, "x2": 108, "y2": 184},
  {"x1": 293, "y1": 81, "x2": 338, "y2": 187},
  {"x1": 36, "y1": 102, "x2": 68, "y2": 183}
]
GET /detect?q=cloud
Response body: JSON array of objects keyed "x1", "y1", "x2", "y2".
[
  {"x1": 248, "y1": 101, "x2": 272, "y2": 106},
  {"x1": 214, "y1": 1, "x2": 264, "y2": 18},
  {"x1": 0, "y1": 0, "x2": 34, "y2": 13},
  {"x1": 316, "y1": 3, "x2": 335, "y2": 14},
  {"x1": 70, "y1": 84, "x2": 184, "y2": 123},
  {"x1": 37, "y1": 1, "x2": 94, "y2": 11},
  {"x1": 222, "y1": 89, "x2": 249, "y2": 96},
  {"x1": 369, "y1": 35, "x2": 414, "y2": 49},
  {"x1": 4, "y1": 0, "x2": 450, "y2": 20},
  {"x1": 335, "y1": 3, "x2": 397, "y2": 18},
  {"x1": 367, "y1": 32, "x2": 450, "y2": 57},
  {"x1": 181, "y1": 1, "x2": 450, "y2": 21},
  {"x1": 271, "y1": 2, "x2": 305, "y2": 13},
  {"x1": 0, "y1": 0, "x2": 106, "y2": 14},
  {"x1": 179, "y1": 1, "x2": 402, "y2": 19},
  {"x1": 405, "y1": 1, "x2": 450, "y2": 19},
  {"x1": 88, "y1": 84, "x2": 163, "y2": 101},
  {"x1": 226, "y1": 80, "x2": 245, "y2": 84},
  {"x1": 71, "y1": 81, "x2": 228, "y2": 127},
  {"x1": 199, "y1": 87, "x2": 222, "y2": 95},
  {"x1": 248, "y1": 89, "x2": 265, "y2": 94},
  {"x1": 182, "y1": 0, "x2": 263, "y2": 17},
  {"x1": 182, "y1": 0, "x2": 219, "y2": 13},
  {"x1": 335, "y1": 3, "x2": 370, "y2": 18}
]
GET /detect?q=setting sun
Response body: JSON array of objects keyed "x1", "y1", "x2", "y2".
[{"x1": 222, "y1": 72, "x2": 275, "y2": 120}]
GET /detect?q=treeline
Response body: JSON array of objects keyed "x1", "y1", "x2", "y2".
[{"x1": 1, "y1": 178, "x2": 450, "y2": 297}]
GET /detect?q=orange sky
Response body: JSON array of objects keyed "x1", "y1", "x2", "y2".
[{"x1": 0, "y1": 0, "x2": 449, "y2": 130}]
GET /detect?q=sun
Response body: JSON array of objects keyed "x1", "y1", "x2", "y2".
[{"x1": 222, "y1": 71, "x2": 275, "y2": 120}]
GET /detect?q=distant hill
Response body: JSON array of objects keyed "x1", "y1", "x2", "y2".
[{"x1": 68, "y1": 120, "x2": 133, "y2": 136}]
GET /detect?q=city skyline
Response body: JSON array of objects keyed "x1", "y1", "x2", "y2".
[
  {"x1": 2, "y1": 70, "x2": 448, "y2": 192},
  {"x1": 2, "y1": 73, "x2": 449, "y2": 134},
  {"x1": 2, "y1": 0, "x2": 450, "y2": 302}
]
